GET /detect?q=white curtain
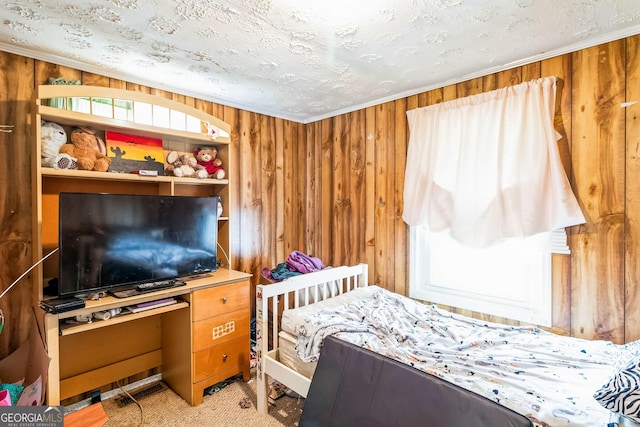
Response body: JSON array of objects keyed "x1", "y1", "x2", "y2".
[{"x1": 403, "y1": 76, "x2": 585, "y2": 248}]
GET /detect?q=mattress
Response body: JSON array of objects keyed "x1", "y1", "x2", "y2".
[
  {"x1": 280, "y1": 285, "x2": 380, "y2": 335},
  {"x1": 277, "y1": 331, "x2": 316, "y2": 378}
]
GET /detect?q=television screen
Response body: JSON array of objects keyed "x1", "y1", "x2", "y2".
[{"x1": 58, "y1": 192, "x2": 219, "y2": 298}]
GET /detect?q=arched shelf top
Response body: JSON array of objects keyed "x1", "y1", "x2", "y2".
[{"x1": 35, "y1": 85, "x2": 231, "y2": 145}]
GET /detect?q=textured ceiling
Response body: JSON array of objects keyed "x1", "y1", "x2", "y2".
[{"x1": 1, "y1": 0, "x2": 640, "y2": 123}]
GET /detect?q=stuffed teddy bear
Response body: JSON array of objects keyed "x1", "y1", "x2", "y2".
[
  {"x1": 40, "y1": 120, "x2": 77, "y2": 169},
  {"x1": 165, "y1": 151, "x2": 208, "y2": 179},
  {"x1": 59, "y1": 127, "x2": 111, "y2": 172},
  {"x1": 194, "y1": 147, "x2": 225, "y2": 179}
]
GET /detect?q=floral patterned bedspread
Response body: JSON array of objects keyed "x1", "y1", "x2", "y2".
[{"x1": 290, "y1": 286, "x2": 636, "y2": 427}]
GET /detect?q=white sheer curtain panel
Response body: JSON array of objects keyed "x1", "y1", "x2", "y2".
[{"x1": 403, "y1": 76, "x2": 585, "y2": 248}]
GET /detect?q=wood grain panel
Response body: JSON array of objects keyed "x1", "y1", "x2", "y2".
[
  {"x1": 484, "y1": 73, "x2": 497, "y2": 92},
  {"x1": 282, "y1": 119, "x2": 293, "y2": 258},
  {"x1": 374, "y1": 102, "x2": 395, "y2": 288},
  {"x1": 237, "y1": 110, "x2": 262, "y2": 279},
  {"x1": 332, "y1": 114, "x2": 349, "y2": 264},
  {"x1": 365, "y1": 107, "x2": 376, "y2": 272},
  {"x1": 522, "y1": 62, "x2": 541, "y2": 82},
  {"x1": 125, "y1": 83, "x2": 151, "y2": 94},
  {"x1": 295, "y1": 122, "x2": 307, "y2": 253},
  {"x1": 306, "y1": 122, "x2": 321, "y2": 256},
  {"x1": 417, "y1": 91, "x2": 428, "y2": 107},
  {"x1": 443, "y1": 84, "x2": 456, "y2": 102},
  {"x1": 458, "y1": 77, "x2": 483, "y2": 98},
  {"x1": 571, "y1": 41, "x2": 626, "y2": 342},
  {"x1": 34, "y1": 62, "x2": 80, "y2": 86},
  {"x1": 0, "y1": 52, "x2": 34, "y2": 353},
  {"x1": 80, "y1": 72, "x2": 109, "y2": 87},
  {"x1": 320, "y1": 119, "x2": 333, "y2": 264},
  {"x1": 210, "y1": 101, "x2": 226, "y2": 123},
  {"x1": 149, "y1": 87, "x2": 172, "y2": 101},
  {"x1": 426, "y1": 88, "x2": 444, "y2": 106},
  {"x1": 179, "y1": 94, "x2": 195, "y2": 109},
  {"x1": 172, "y1": 92, "x2": 188, "y2": 107},
  {"x1": 260, "y1": 115, "x2": 277, "y2": 269},
  {"x1": 349, "y1": 109, "x2": 366, "y2": 266},
  {"x1": 109, "y1": 79, "x2": 127, "y2": 90},
  {"x1": 625, "y1": 34, "x2": 640, "y2": 342},
  {"x1": 496, "y1": 68, "x2": 522, "y2": 89},
  {"x1": 394, "y1": 98, "x2": 408, "y2": 296}
]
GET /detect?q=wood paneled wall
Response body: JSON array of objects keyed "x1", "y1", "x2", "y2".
[{"x1": 1, "y1": 34, "x2": 639, "y2": 358}]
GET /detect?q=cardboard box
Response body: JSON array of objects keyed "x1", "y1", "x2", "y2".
[
  {"x1": 0, "y1": 311, "x2": 50, "y2": 405},
  {"x1": 106, "y1": 131, "x2": 165, "y2": 174}
]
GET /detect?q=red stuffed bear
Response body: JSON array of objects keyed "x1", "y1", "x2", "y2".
[{"x1": 193, "y1": 147, "x2": 225, "y2": 179}]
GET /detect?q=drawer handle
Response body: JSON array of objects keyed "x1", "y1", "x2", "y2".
[
  {"x1": 222, "y1": 297, "x2": 227, "y2": 304},
  {"x1": 222, "y1": 354, "x2": 228, "y2": 362}
]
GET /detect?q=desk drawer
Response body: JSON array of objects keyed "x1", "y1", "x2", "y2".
[
  {"x1": 193, "y1": 336, "x2": 249, "y2": 383},
  {"x1": 192, "y1": 281, "x2": 249, "y2": 321},
  {"x1": 193, "y1": 310, "x2": 249, "y2": 352}
]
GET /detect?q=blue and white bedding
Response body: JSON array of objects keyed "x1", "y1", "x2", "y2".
[{"x1": 283, "y1": 286, "x2": 639, "y2": 427}]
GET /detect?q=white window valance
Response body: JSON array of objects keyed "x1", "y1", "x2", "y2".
[{"x1": 403, "y1": 76, "x2": 585, "y2": 248}]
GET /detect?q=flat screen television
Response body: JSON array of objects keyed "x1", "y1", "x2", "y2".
[{"x1": 58, "y1": 192, "x2": 219, "y2": 298}]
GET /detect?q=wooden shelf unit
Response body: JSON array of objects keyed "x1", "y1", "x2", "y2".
[
  {"x1": 32, "y1": 85, "x2": 235, "y2": 301},
  {"x1": 31, "y1": 85, "x2": 249, "y2": 405}
]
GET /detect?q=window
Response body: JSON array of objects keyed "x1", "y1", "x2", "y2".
[
  {"x1": 410, "y1": 227, "x2": 570, "y2": 326},
  {"x1": 44, "y1": 94, "x2": 229, "y2": 138},
  {"x1": 403, "y1": 77, "x2": 583, "y2": 327}
]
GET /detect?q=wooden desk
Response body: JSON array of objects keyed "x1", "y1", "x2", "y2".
[{"x1": 43, "y1": 268, "x2": 251, "y2": 406}]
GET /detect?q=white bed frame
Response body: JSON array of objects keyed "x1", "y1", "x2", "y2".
[{"x1": 255, "y1": 263, "x2": 369, "y2": 414}]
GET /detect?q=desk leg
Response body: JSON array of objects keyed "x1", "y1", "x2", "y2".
[{"x1": 45, "y1": 313, "x2": 60, "y2": 406}]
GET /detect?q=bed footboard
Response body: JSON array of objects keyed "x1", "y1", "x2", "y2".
[
  {"x1": 256, "y1": 263, "x2": 368, "y2": 414},
  {"x1": 300, "y1": 335, "x2": 533, "y2": 427}
]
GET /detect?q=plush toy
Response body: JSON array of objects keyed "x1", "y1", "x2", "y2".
[
  {"x1": 59, "y1": 127, "x2": 111, "y2": 172},
  {"x1": 40, "y1": 120, "x2": 77, "y2": 169},
  {"x1": 194, "y1": 147, "x2": 225, "y2": 179},
  {"x1": 165, "y1": 151, "x2": 208, "y2": 179}
]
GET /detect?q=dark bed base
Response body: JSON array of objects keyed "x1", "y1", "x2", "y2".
[{"x1": 300, "y1": 335, "x2": 533, "y2": 427}]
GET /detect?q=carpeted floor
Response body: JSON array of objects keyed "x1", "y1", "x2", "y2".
[{"x1": 100, "y1": 373, "x2": 303, "y2": 426}]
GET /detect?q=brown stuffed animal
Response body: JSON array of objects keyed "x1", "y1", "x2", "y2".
[
  {"x1": 194, "y1": 147, "x2": 225, "y2": 179},
  {"x1": 165, "y1": 151, "x2": 208, "y2": 179},
  {"x1": 59, "y1": 127, "x2": 111, "y2": 172}
]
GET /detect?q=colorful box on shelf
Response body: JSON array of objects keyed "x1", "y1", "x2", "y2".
[{"x1": 106, "y1": 131, "x2": 165, "y2": 174}]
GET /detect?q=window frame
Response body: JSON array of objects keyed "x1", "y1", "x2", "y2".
[{"x1": 409, "y1": 227, "x2": 569, "y2": 326}]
